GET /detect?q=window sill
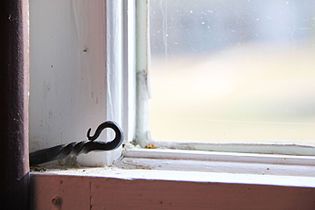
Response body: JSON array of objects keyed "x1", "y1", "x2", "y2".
[
  {"x1": 31, "y1": 169, "x2": 315, "y2": 210},
  {"x1": 32, "y1": 166, "x2": 315, "y2": 188},
  {"x1": 31, "y1": 147, "x2": 315, "y2": 188},
  {"x1": 31, "y1": 150, "x2": 315, "y2": 209}
]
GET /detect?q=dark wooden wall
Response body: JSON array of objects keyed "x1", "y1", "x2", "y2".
[{"x1": 0, "y1": 0, "x2": 30, "y2": 209}]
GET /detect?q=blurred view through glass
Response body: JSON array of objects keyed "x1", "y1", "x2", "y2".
[{"x1": 149, "y1": 0, "x2": 315, "y2": 145}]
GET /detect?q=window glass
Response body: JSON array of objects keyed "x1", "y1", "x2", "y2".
[{"x1": 149, "y1": 0, "x2": 315, "y2": 144}]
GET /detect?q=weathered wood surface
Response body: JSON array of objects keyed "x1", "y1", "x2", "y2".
[{"x1": 32, "y1": 174, "x2": 315, "y2": 210}]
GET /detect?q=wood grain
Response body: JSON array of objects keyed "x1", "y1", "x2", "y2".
[{"x1": 32, "y1": 174, "x2": 315, "y2": 210}]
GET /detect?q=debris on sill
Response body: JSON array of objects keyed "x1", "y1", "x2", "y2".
[
  {"x1": 114, "y1": 158, "x2": 153, "y2": 170},
  {"x1": 145, "y1": 144, "x2": 158, "y2": 149},
  {"x1": 31, "y1": 166, "x2": 47, "y2": 172},
  {"x1": 30, "y1": 155, "x2": 82, "y2": 172}
]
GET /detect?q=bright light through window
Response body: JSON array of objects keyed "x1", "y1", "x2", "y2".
[{"x1": 149, "y1": 0, "x2": 315, "y2": 144}]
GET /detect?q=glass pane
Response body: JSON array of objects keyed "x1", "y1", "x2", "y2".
[{"x1": 149, "y1": 0, "x2": 315, "y2": 145}]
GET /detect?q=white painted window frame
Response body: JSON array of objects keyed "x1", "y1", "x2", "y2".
[
  {"x1": 111, "y1": 0, "x2": 315, "y2": 177},
  {"x1": 130, "y1": 0, "x2": 315, "y2": 157},
  {"x1": 99, "y1": 0, "x2": 136, "y2": 165}
]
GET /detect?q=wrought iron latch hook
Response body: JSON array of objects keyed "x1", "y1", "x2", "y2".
[{"x1": 30, "y1": 121, "x2": 123, "y2": 165}]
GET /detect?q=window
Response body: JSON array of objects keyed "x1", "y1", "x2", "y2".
[
  {"x1": 133, "y1": 0, "x2": 315, "y2": 156},
  {"x1": 29, "y1": 0, "x2": 315, "y2": 170},
  {"x1": 29, "y1": 1, "x2": 315, "y2": 209}
]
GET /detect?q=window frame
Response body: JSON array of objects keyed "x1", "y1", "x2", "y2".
[
  {"x1": 131, "y1": 0, "x2": 315, "y2": 158},
  {"x1": 27, "y1": 0, "x2": 315, "y2": 175},
  {"x1": 27, "y1": 2, "x2": 315, "y2": 209}
]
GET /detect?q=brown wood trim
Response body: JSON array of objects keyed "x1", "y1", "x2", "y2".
[
  {"x1": 31, "y1": 174, "x2": 315, "y2": 210},
  {"x1": 0, "y1": 0, "x2": 30, "y2": 209}
]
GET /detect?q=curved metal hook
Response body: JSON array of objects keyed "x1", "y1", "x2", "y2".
[
  {"x1": 87, "y1": 121, "x2": 121, "y2": 142},
  {"x1": 86, "y1": 121, "x2": 124, "y2": 151}
]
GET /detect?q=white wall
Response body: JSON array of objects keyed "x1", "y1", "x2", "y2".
[{"x1": 30, "y1": 0, "x2": 110, "y2": 165}]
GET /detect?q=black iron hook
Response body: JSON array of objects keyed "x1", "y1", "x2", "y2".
[
  {"x1": 30, "y1": 121, "x2": 123, "y2": 165},
  {"x1": 87, "y1": 121, "x2": 120, "y2": 141}
]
